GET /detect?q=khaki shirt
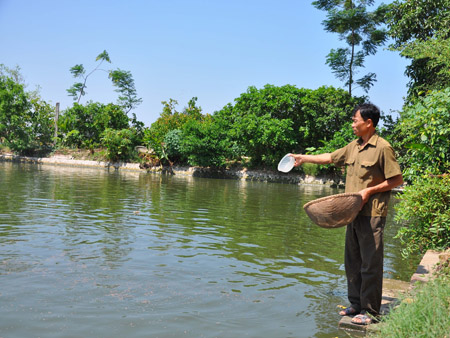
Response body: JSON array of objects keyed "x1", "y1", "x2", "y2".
[{"x1": 330, "y1": 134, "x2": 402, "y2": 217}]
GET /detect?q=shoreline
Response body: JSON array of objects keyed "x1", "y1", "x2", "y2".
[{"x1": 0, "y1": 153, "x2": 346, "y2": 187}]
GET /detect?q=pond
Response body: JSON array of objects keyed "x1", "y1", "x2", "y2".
[{"x1": 0, "y1": 162, "x2": 419, "y2": 338}]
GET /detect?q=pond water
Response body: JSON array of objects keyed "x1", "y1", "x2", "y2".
[{"x1": 0, "y1": 162, "x2": 419, "y2": 338}]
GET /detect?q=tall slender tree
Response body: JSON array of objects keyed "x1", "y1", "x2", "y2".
[
  {"x1": 312, "y1": 0, "x2": 388, "y2": 96},
  {"x1": 67, "y1": 51, "x2": 142, "y2": 112},
  {"x1": 67, "y1": 50, "x2": 111, "y2": 103}
]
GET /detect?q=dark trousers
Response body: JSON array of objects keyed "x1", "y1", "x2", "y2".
[{"x1": 345, "y1": 215, "x2": 385, "y2": 316}]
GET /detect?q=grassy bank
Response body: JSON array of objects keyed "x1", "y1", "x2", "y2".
[{"x1": 370, "y1": 260, "x2": 450, "y2": 338}]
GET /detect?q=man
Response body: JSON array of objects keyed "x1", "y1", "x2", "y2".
[{"x1": 291, "y1": 103, "x2": 403, "y2": 325}]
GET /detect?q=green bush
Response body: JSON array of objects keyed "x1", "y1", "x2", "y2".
[
  {"x1": 212, "y1": 84, "x2": 363, "y2": 168},
  {"x1": 101, "y1": 128, "x2": 136, "y2": 162},
  {"x1": 181, "y1": 117, "x2": 230, "y2": 168},
  {"x1": 394, "y1": 176, "x2": 450, "y2": 258},
  {"x1": 0, "y1": 71, "x2": 54, "y2": 155},
  {"x1": 144, "y1": 98, "x2": 203, "y2": 159},
  {"x1": 59, "y1": 102, "x2": 130, "y2": 148},
  {"x1": 395, "y1": 88, "x2": 450, "y2": 182},
  {"x1": 302, "y1": 163, "x2": 320, "y2": 176},
  {"x1": 163, "y1": 129, "x2": 186, "y2": 164}
]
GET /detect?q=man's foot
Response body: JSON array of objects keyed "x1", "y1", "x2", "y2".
[
  {"x1": 351, "y1": 314, "x2": 372, "y2": 325},
  {"x1": 339, "y1": 307, "x2": 358, "y2": 316}
]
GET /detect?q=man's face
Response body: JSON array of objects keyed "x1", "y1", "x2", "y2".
[{"x1": 351, "y1": 110, "x2": 371, "y2": 137}]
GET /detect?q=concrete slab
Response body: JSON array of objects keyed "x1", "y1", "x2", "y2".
[
  {"x1": 410, "y1": 250, "x2": 441, "y2": 284},
  {"x1": 338, "y1": 278, "x2": 410, "y2": 333}
]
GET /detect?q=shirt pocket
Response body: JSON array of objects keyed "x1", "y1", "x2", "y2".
[
  {"x1": 359, "y1": 159, "x2": 377, "y2": 180},
  {"x1": 345, "y1": 158, "x2": 356, "y2": 177}
]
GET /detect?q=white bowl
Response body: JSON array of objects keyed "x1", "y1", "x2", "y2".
[{"x1": 277, "y1": 154, "x2": 295, "y2": 173}]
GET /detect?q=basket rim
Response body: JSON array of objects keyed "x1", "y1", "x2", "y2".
[{"x1": 303, "y1": 192, "x2": 361, "y2": 209}]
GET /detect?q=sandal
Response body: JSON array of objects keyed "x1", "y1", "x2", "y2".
[
  {"x1": 339, "y1": 307, "x2": 358, "y2": 316},
  {"x1": 351, "y1": 314, "x2": 372, "y2": 325}
]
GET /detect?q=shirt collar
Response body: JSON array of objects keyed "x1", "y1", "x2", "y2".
[{"x1": 357, "y1": 133, "x2": 378, "y2": 148}]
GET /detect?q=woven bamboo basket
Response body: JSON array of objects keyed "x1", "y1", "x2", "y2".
[{"x1": 303, "y1": 193, "x2": 362, "y2": 228}]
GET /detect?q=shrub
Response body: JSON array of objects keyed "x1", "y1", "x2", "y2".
[
  {"x1": 1, "y1": 71, "x2": 54, "y2": 154},
  {"x1": 163, "y1": 129, "x2": 186, "y2": 164},
  {"x1": 394, "y1": 88, "x2": 450, "y2": 182},
  {"x1": 394, "y1": 176, "x2": 450, "y2": 258},
  {"x1": 59, "y1": 102, "x2": 129, "y2": 148},
  {"x1": 101, "y1": 128, "x2": 136, "y2": 162},
  {"x1": 144, "y1": 98, "x2": 203, "y2": 159},
  {"x1": 181, "y1": 117, "x2": 230, "y2": 168},
  {"x1": 302, "y1": 163, "x2": 320, "y2": 176},
  {"x1": 213, "y1": 84, "x2": 363, "y2": 168}
]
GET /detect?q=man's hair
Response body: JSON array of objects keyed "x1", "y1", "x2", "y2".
[{"x1": 352, "y1": 103, "x2": 380, "y2": 127}]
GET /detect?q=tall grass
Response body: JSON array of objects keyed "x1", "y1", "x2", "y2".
[{"x1": 370, "y1": 265, "x2": 450, "y2": 338}]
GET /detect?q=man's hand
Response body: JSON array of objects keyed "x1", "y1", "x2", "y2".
[
  {"x1": 358, "y1": 174, "x2": 404, "y2": 209},
  {"x1": 290, "y1": 154, "x2": 305, "y2": 167},
  {"x1": 359, "y1": 188, "x2": 372, "y2": 208}
]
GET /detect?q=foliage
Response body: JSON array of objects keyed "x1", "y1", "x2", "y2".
[
  {"x1": 394, "y1": 176, "x2": 450, "y2": 258},
  {"x1": 101, "y1": 128, "x2": 137, "y2": 162},
  {"x1": 214, "y1": 85, "x2": 299, "y2": 166},
  {"x1": 370, "y1": 272, "x2": 450, "y2": 338},
  {"x1": 399, "y1": 34, "x2": 450, "y2": 98},
  {"x1": 214, "y1": 84, "x2": 362, "y2": 167},
  {"x1": 312, "y1": 0, "x2": 388, "y2": 95},
  {"x1": 231, "y1": 111, "x2": 296, "y2": 166},
  {"x1": 163, "y1": 129, "x2": 186, "y2": 164},
  {"x1": 0, "y1": 64, "x2": 25, "y2": 84},
  {"x1": 377, "y1": 113, "x2": 397, "y2": 143},
  {"x1": 109, "y1": 69, "x2": 142, "y2": 113},
  {"x1": 386, "y1": 0, "x2": 450, "y2": 100},
  {"x1": 67, "y1": 50, "x2": 111, "y2": 103},
  {"x1": 297, "y1": 85, "x2": 363, "y2": 148},
  {"x1": 394, "y1": 88, "x2": 450, "y2": 181},
  {"x1": 0, "y1": 66, "x2": 54, "y2": 154},
  {"x1": 144, "y1": 97, "x2": 203, "y2": 158},
  {"x1": 302, "y1": 163, "x2": 320, "y2": 176},
  {"x1": 58, "y1": 102, "x2": 130, "y2": 148},
  {"x1": 180, "y1": 116, "x2": 230, "y2": 168},
  {"x1": 0, "y1": 74, "x2": 32, "y2": 152},
  {"x1": 27, "y1": 94, "x2": 56, "y2": 153},
  {"x1": 67, "y1": 51, "x2": 142, "y2": 112}
]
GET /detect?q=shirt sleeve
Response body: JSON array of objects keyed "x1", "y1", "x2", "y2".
[
  {"x1": 330, "y1": 142, "x2": 352, "y2": 167},
  {"x1": 382, "y1": 145, "x2": 402, "y2": 179}
]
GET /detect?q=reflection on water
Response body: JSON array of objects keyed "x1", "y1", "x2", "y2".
[{"x1": 0, "y1": 162, "x2": 419, "y2": 338}]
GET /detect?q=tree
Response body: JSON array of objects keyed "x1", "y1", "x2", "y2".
[
  {"x1": 101, "y1": 128, "x2": 137, "y2": 162},
  {"x1": 394, "y1": 88, "x2": 450, "y2": 182},
  {"x1": 181, "y1": 115, "x2": 232, "y2": 168},
  {"x1": 312, "y1": 0, "x2": 388, "y2": 95},
  {"x1": 67, "y1": 51, "x2": 142, "y2": 112},
  {"x1": 394, "y1": 176, "x2": 450, "y2": 258},
  {"x1": 58, "y1": 102, "x2": 130, "y2": 148},
  {"x1": 218, "y1": 84, "x2": 362, "y2": 166},
  {"x1": 0, "y1": 65, "x2": 54, "y2": 154},
  {"x1": 0, "y1": 75, "x2": 32, "y2": 151},
  {"x1": 386, "y1": 0, "x2": 450, "y2": 100},
  {"x1": 109, "y1": 69, "x2": 142, "y2": 113},
  {"x1": 67, "y1": 50, "x2": 111, "y2": 103},
  {"x1": 144, "y1": 98, "x2": 203, "y2": 158}
]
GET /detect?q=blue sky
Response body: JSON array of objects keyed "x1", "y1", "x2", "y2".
[{"x1": 0, "y1": 0, "x2": 409, "y2": 127}]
